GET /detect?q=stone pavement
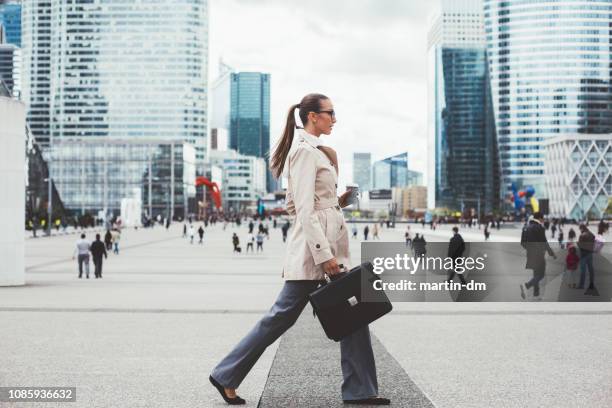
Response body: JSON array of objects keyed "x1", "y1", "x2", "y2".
[
  {"x1": 1, "y1": 221, "x2": 611, "y2": 407},
  {"x1": 258, "y1": 311, "x2": 435, "y2": 408}
]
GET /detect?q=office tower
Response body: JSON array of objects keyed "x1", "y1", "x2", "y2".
[
  {"x1": 0, "y1": 1, "x2": 21, "y2": 47},
  {"x1": 372, "y1": 152, "x2": 409, "y2": 190},
  {"x1": 428, "y1": 0, "x2": 499, "y2": 212},
  {"x1": 207, "y1": 149, "x2": 267, "y2": 212},
  {"x1": 21, "y1": 0, "x2": 209, "y2": 216},
  {"x1": 353, "y1": 152, "x2": 372, "y2": 191},
  {"x1": 230, "y1": 72, "x2": 272, "y2": 191},
  {"x1": 211, "y1": 60, "x2": 233, "y2": 130},
  {"x1": 485, "y1": 0, "x2": 612, "y2": 198},
  {"x1": 0, "y1": 24, "x2": 20, "y2": 97},
  {"x1": 21, "y1": 1, "x2": 52, "y2": 148},
  {"x1": 210, "y1": 128, "x2": 229, "y2": 151}
]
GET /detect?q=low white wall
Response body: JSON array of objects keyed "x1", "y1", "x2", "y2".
[{"x1": 0, "y1": 96, "x2": 25, "y2": 286}]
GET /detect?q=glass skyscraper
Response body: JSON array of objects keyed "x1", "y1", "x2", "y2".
[
  {"x1": 353, "y1": 152, "x2": 372, "y2": 191},
  {"x1": 22, "y1": 0, "x2": 209, "y2": 216},
  {"x1": 428, "y1": 0, "x2": 499, "y2": 213},
  {"x1": 373, "y1": 152, "x2": 409, "y2": 190},
  {"x1": 22, "y1": 0, "x2": 209, "y2": 158},
  {"x1": 484, "y1": 0, "x2": 612, "y2": 197},
  {"x1": 0, "y1": 41, "x2": 20, "y2": 97},
  {"x1": 230, "y1": 72, "x2": 271, "y2": 191},
  {"x1": 0, "y1": 1, "x2": 21, "y2": 47},
  {"x1": 21, "y1": 1, "x2": 52, "y2": 149}
]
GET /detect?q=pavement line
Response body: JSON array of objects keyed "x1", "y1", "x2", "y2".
[
  {"x1": 1, "y1": 307, "x2": 611, "y2": 315},
  {"x1": 25, "y1": 235, "x2": 184, "y2": 271},
  {"x1": 0, "y1": 307, "x2": 268, "y2": 314},
  {"x1": 257, "y1": 310, "x2": 436, "y2": 407}
]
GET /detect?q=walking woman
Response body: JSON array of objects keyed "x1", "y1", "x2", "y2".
[{"x1": 209, "y1": 93, "x2": 390, "y2": 405}]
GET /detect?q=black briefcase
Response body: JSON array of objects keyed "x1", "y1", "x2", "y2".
[{"x1": 308, "y1": 262, "x2": 393, "y2": 342}]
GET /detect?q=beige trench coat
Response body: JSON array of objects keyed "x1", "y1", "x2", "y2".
[{"x1": 282, "y1": 129, "x2": 350, "y2": 280}]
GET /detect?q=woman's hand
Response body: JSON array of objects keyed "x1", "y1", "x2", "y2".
[
  {"x1": 338, "y1": 190, "x2": 353, "y2": 208},
  {"x1": 322, "y1": 257, "x2": 341, "y2": 275}
]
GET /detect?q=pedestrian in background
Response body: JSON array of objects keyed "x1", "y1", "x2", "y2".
[
  {"x1": 246, "y1": 234, "x2": 255, "y2": 252},
  {"x1": 372, "y1": 223, "x2": 380, "y2": 240},
  {"x1": 564, "y1": 246, "x2": 579, "y2": 288},
  {"x1": 447, "y1": 227, "x2": 467, "y2": 285},
  {"x1": 256, "y1": 231, "x2": 264, "y2": 252},
  {"x1": 232, "y1": 233, "x2": 240, "y2": 253},
  {"x1": 198, "y1": 225, "x2": 205, "y2": 244},
  {"x1": 111, "y1": 229, "x2": 121, "y2": 254},
  {"x1": 281, "y1": 220, "x2": 290, "y2": 243},
  {"x1": 73, "y1": 233, "x2": 91, "y2": 279},
  {"x1": 104, "y1": 229, "x2": 113, "y2": 251},
  {"x1": 189, "y1": 224, "x2": 195, "y2": 244},
  {"x1": 520, "y1": 212, "x2": 556, "y2": 301},
  {"x1": 577, "y1": 224, "x2": 595, "y2": 292},
  {"x1": 90, "y1": 233, "x2": 108, "y2": 279},
  {"x1": 364, "y1": 225, "x2": 369, "y2": 241}
]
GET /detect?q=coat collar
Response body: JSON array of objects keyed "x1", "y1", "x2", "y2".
[{"x1": 296, "y1": 128, "x2": 324, "y2": 148}]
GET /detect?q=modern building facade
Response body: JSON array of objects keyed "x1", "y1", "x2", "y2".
[
  {"x1": 210, "y1": 128, "x2": 229, "y2": 152},
  {"x1": 211, "y1": 60, "x2": 233, "y2": 130},
  {"x1": 21, "y1": 0, "x2": 52, "y2": 149},
  {"x1": 485, "y1": 0, "x2": 612, "y2": 198},
  {"x1": 0, "y1": 41, "x2": 20, "y2": 97},
  {"x1": 373, "y1": 152, "x2": 409, "y2": 190},
  {"x1": 545, "y1": 134, "x2": 611, "y2": 220},
  {"x1": 391, "y1": 186, "x2": 428, "y2": 217},
  {"x1": 353, "y1": 152, "x2": 372, "y2": 191},
  {"x1": 22, "y1": 0, "x2": 209, "y2": 162},
  {"x1": 50, "y1": 139, "x2": 197, "y2": 220},
  {"x1": 207, "y1": 149, "x2": 267, "y2": 212},
  {"x1": 0, "y1": 1, "x2": 21, "y2": 47},
  {"x1": 229, "y1": 72, "x2": 272, "y2": 191},
  {"x1": 428, "y1": 0, "x2": 499, "y2": 213}
]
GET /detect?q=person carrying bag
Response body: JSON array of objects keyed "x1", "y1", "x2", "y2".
[{"x1": 209, "y1": 94, "x2": 390, "y2": 406}]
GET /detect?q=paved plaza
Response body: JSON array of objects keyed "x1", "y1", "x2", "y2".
[{"x1": 1, "y1": 221, "x2": 611, "y2": 407}]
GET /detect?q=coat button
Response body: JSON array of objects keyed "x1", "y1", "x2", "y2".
[{"x1": 316, "y1": 244, "x2": 320, "y2": 249}]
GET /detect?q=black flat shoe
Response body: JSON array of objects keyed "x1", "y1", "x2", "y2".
[
  {"x1": 209, "y1": 375, "x2": 245, "y2": 405},
  {"x1": 343, "y1": 397, "x2": 391, "y2": 405}
]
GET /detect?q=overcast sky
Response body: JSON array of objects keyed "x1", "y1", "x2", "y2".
[{"x1": 209, "y1": 0, "x2": 435, "y2": 190}]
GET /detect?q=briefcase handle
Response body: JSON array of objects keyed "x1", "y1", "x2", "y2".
[{"x1": 323, "y1": 264, "x2": 349, "y2": 283}]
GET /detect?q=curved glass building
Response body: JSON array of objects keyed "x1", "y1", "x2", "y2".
[{"x1": 484, "y1": 0, "x2": 612, "y2": 197}]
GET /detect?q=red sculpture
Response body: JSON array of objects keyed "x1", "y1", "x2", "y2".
[{"x1": 195, "y1": 176, "x2": 222, "y2": 209}]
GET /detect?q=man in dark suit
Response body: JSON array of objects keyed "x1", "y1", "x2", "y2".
[
  {"x1": 447, "y1": 227, "x2": 467, "y2": 285},
  {"x1": 90, "y1": 233, "x2": 108, "y2": 279},
  {"x1": 520, "y1": 212, "x2": 556, "y2": 300}
]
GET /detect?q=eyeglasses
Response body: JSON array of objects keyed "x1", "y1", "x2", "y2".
[{"x1": 316, "y1": 110, "x2": 336, "y2": 119}]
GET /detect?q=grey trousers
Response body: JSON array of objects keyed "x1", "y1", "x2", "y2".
[{"x1": 211, "y1": 280, "x2": 379, "y2": 400}]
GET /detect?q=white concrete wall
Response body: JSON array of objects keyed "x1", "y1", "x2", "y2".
[{"x1": 0, "y1": 96, "x2": 25, "y2": 286}]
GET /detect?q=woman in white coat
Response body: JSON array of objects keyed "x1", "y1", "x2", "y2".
[{"x1": 209, "y1": 93, "x2": 389, "y2": 405}]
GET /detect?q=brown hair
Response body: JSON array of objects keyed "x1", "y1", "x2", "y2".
[{"x1": 270, "y1": 93, "x2": 329, "y2": 178}]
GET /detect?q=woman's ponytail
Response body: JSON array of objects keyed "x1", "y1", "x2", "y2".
[{"x1": 270, "y1": 103, "x2": 299, "y2": 178}]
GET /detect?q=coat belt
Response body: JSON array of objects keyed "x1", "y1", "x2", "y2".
[{"x1": 314, "y1": 199, "x2": 340, "y2": 211}]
